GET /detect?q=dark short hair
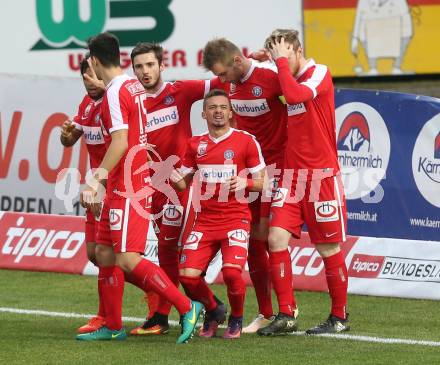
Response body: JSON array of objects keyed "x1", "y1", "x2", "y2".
[
  {"x1": 80, "y1": 53, "x2": 90, "y2": 76},
  {"x1": 203, "y1": 89, "x2": 230, "y2": 109},
  {"x1": 130, "y1": 42, "x2": 163, "y2": 65},
  {"x1": 87, "y1": 32, "x2": 120, "y2": 67}
]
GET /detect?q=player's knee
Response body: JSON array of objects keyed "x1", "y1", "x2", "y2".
[
  {"x1": 316, "y1": 243, "x2": 340, "y2": 258},
  {"x1": 268, "y1": 229, "x2": 289, "y2": 252},
  {"x1": 86, "y1": 243, "x2": 97, "y2": 265},
  {"x1": 95, "y1": 244, "x2": 115, "y2": 267},
  {"x1": 221, "y1": 266, "x2": 242, "y2": 287}
]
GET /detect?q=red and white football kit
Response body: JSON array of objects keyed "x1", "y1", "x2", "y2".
[
  {"x1": 95, "y1": 75, "x2": 151, "y2": 254},
  {"x1": 144, "y1": 80, "x2": 217, "y2": 242},
  {"x1": 269, "y1": 57, "x2": 348, "y2": 320},
  {"x1": 270, "y1": 58, "x2": 347, "y2": 244},
  {"x1": 179, "y1": 128, "x2": 265, "y2": 271},
  {"x1": 221, "y1": 60, "x2": 287, "y2": 220},
  {"x1": 178, "y1": 127, "x2": 265, "y2": 319},
  {"x1": 72, "y1": 95, "x2": 107, "y2": 243}
]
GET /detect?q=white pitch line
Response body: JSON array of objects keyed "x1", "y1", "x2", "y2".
[{"x1": 1, "y1": 307, "x2": 440, "y2": 347}]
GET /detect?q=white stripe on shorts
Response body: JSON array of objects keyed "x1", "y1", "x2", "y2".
[
  {"x1": 178, "y1": 186, "x2": 193, "y2": 246},
  {"x1": 121, "y1": 198, "x2": 131, "y2": 252},
  {"x1": 333, "y1": 175, "x2": 346, "y2": 242}
]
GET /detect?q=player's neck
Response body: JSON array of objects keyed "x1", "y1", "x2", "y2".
[
  {"x1": 145, "y1": 78, "x2": 164, "y2": 94},
  {"x1": 101, "y1": 66, "x2": 124, "y2": 86},
  {"x1": 296, "y1": 57, "x2": 309, "y2": 76},
  {"x1": 240, "y1": 57, "x2": 252, "y2": 80},
  {"x1": 208, "y1": 125, "x2": 230, "y2": 139}
]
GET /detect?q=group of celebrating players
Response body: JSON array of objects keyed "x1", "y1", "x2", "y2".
[{"x1": 60, "y1": 28, "x2": 349, "y2": 344}]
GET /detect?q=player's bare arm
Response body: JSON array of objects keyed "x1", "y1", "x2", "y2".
[
  {"x1": 60, "y1": 119, "x2": 83, "y2": 147},
  {"x1": 227, "y1": 169, "x2": 265, "y2": 192},
  {"x1": 80, "y1": 129, "x2": 128, "y2": 214}
]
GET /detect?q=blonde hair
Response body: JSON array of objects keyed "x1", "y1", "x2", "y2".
[
  {"x1": 202, "y1": 38, "x2": 242, "y2": 70},
  {"x1": 264, "y1": 29, "x2": 301, "y2": 51}
]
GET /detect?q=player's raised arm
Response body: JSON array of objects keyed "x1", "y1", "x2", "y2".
[{"x1": 266, "y1": 32, "x2": 326, "y2": 104}]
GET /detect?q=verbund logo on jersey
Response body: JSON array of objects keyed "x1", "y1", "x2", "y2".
[
  {"x1": 231, "y1": 99, "x2": 270, "y2": 117},
  {"x1": 336, "y1": 102, "x2": 391, "y2": 200},
  {"x1": 146, "y1": 106, "x2": 180, "y2": 133},
  {"x1": 198, "y1": 164, "x2": 237, "y2": 183},
  {"x1": 412, "y1": 113, "x2": 440, "y2": 208},
  {"x1": 82, "y1": 126, "x2": 104, "y2": 145}
]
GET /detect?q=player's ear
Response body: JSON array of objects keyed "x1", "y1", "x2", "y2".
[
  {"x1": 159, "y1": 62, "x2": 165, "y2": 72},
  {"x1": 201, "y1": 110, "x2": 207, "y2": 120}
]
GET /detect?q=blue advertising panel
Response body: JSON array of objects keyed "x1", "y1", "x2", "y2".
[{"x1": 335, "y1": 89, "x2": 440, "y2": 241}]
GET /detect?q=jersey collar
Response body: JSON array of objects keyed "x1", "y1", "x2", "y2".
[
  {"x1": 144, "y1": 82, "x2": 169, "y2": 97},
  {"x1": 240, "y1": 60, "x2": 256, "y2": 83},
  {"x1": 208, "y1": 127, "x2": 234, "y2": 144},
  {"x1": 106, "y1": 74, "x2": 131, "y2": 90},
  {"x1": 296, "y1": 59, "x2": 316, "y2": 79}
]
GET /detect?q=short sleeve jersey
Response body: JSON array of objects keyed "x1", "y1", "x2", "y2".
[
  {"x1": 144, "y1": 79, "x2": 216, "y2": 161},
  {"x1": 100, "y1": 74, "x2": 150, "y2": 198},
  {"x1": 219, "y1": 61, "x2": 287, "y2": 167},
  {"x1": 72, "y1": 95, "x2": 107, "y2": 169},
  {"x1": 181, "y1": 128, "x2": 265, "y2": 230}
]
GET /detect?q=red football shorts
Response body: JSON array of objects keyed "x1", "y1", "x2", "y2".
[
  {"x1": 150, "y1": 187, "x2": 192, "y2": 247},
  {"x1": 96, "y1": 197, "x2": 150, "y2": 254},
  {"x1": 179, "y1": 221, "x2": 250, "y2": 271},
  {"x1": 270, "y1": 175, "x2": 347, "y2": 244}
]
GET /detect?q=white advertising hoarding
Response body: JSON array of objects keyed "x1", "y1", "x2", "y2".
[{"x1": 0, "y1": 0, "x2": 303, "y2": 79}]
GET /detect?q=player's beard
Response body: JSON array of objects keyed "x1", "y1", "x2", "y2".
[{"x1": 142, "y1": 76, "x2": 160, "y2": 92}]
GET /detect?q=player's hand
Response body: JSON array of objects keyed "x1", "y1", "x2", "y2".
[
  {"x1": 268, "y1": 37, "x2": 293, "y2": 61},
  {"x1": 60, "y1": 120, "x2": 75, "y2": 138},
  {"x1": 227, "y1": 176, "x2": 248, "y2": 192},
  {"x1": 170, "y1": 168, "x2": 184, "y2": 183},
  {"x1": 351, "y1": 38, "x2": 359, "y2": 55},
  {"x1": 249, "y1": 49, "x2": 272, "y2": 62},
  {"x1": 83, "y1": 58, "x2": 105, "y2": 90},
  {"x1": 80, "y1": 184, "x2": 102, "y2": 217}
]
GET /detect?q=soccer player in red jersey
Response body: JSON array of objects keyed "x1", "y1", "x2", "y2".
[
  {"x1": 202, "y1": 39, "x2": 288, "y2": 332},
  {"x1": 257, "y1": 29, "x2": 349, "y2": 336},
  {"x1": 128, "y1": 42, "x2": 224, "y2": 335},
  {"x1": 60, "y1": 56, "x2": 107, "y2": 334},
  {"x1": 76, "y1": 32, "x2": 203, "y2": 343},
  {"x1": 171, "y1": 89, "x2": 265, "y2": 339}
]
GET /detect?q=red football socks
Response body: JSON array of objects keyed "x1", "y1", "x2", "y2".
[
  {"x1": 222, "y1": 267, "x2": 246, "y2": 317},
  {"x1": 179, "y1": 275, "x2": 218, "y2": 312},
  {"x1": 130, "y1": 259, "x2": 191, "y2": 315},
  {"x1": 156, "y1": 240, "x2": 180, "y2": 316},
  {"x1": 98, "y1": 266, "x2": 124, "y2": 330},
  {"x1": 269, "y1": 250, "x2": 297, "y2": 316},
  {"x1": 323, "y1": 251, "x2": 348, "y2": 319},
  {"x1": 248, "y1": 239, "x2": 273, "y2": 318}
]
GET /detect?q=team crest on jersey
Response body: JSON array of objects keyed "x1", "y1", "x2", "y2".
[
  {"x1": 224, "y1": 149, "x2": 234, "y2": 160},
  {"x1": 230, "y1": 83, "x2": 236, "y2": 94},
  {"x1": 94, "y1": 113, "x2": 100, "y2": 124},
  {"x1": 197, "y1": 141, "x2": 208, "y2": 157},
  {"x1": 252, "y1": 86, "x2": 263, "y2": 97},
  {"x1": 163, "y1": 95, "x2": 174, "y2": 105}
]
